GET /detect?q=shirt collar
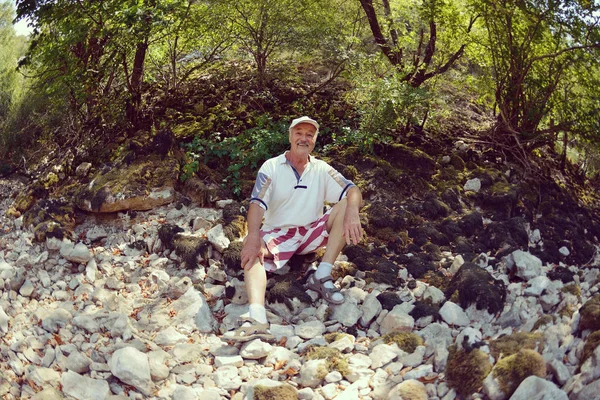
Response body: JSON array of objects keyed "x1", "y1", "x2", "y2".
[{"x1": 279, "y1": 151, "x2": 312, "y2": 164}]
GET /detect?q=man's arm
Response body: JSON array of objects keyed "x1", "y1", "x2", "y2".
[
  {"x1": 343, "y1": 186, "x2": 364, "y2": 245},
  {"x1": 241, "y1": 203, "x2": 266, "y2": 270}
]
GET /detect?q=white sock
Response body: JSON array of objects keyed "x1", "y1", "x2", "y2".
[
  {"x1": 248, "y1": 303, "x2": 268, "y2": 324},
  {"x1": 314, "y1": 262, "x2": 343, "y2": 302}
]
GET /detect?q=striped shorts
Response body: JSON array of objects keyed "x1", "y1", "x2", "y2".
[{"x1": 261, "y1": 210, "x2": 331, "y2": 272}]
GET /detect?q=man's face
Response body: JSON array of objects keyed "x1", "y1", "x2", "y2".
[{"x1": 289, "y1": 123, "x2": 317, "y2": 157}]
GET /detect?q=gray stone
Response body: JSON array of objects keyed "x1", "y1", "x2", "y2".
[
  {"x1": 61, "y1": 371, "x2": 110, "y2": 400},
  {"x1": 109, "y1": 347, "x2": 152, "y2": 396},
  {"x1": 509, "y1": 376, "x2": 568, "y2": 400}
]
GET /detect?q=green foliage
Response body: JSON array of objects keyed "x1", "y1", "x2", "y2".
[
  {"x1": 347, "y1": 57, "x2": 434, "y2": 137},
  {"x1": 181, "y1": 115, "x2": 289, "y2": 196}
]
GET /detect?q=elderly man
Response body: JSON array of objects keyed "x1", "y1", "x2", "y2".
[{"x1": 230, "y1": 116, "x2": 363, "y2": 341}]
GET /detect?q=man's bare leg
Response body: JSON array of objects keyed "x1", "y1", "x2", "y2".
[
  {"x1": 309, "y1": 199, "x2": 347, "y2": 303},
  {"x1": 244, "y1": 246, "x2": 269, "y2": 324}
]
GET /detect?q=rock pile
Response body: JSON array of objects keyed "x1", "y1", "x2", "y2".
[{"x1": 1, "y1": 175, "x2": 600, "y2": 400}]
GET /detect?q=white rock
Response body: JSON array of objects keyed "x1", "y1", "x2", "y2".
[
  {"x1": 109, "y1": 347, "x2": 153, "y2": 395},
  {"x1": 559, "y1": 247, "x2": 570, "y2": 256},
  {"x1": 510, "y1": 376, "x2": 567, "y2": 400},
  {"x1": 379, "y1": 304, "x2": 415, "y2": 335},
  {"x1": 295, "y1": 320, "x2": 326, "y2": 339},
  {"x1": 61, "y1": 371, "x2": 110, "y2": 400},
  {"x1": 423, "y1": 285, "x2": 445, "y2": 305},
  {"x1": 154, "y1": 326, "x2": 188, "y2": 346},
  {"x1": 148, "y1": 349, "x2": 170, "y2": 381},
  {"x1": 213, "y1": 365, "x2": 242, "y2": 390},
  {"x1": 240, "y1": 339, "x2": 272, "y2": 359},
  {"x1": 439, "y1": 301, "x2": 469, "y2": 326},
  {"x1": 299, "y1": 359, "x2": 327, "y2": 388},
  {"x1": 60, "y1": 241, "x2": 92, "y2": 264},
  {"x1": 508, "y1": 250, "x2": 542, "y2": 281},
  {"x1": 215, "y1": 355, "x2": 244, "y2": 368},
  {"x1": 449, "y1": 255, "x2": 465, "y2": 275},
  {"x1": 207, "y1": 224, "x2": 230, "y2": 252},
  {"x1": 0, "y1": 306, "x2": 9, "y2": 333},
  {"x1": 360, "y1": 292, "x2": 383, "y2": 327},
  {"x1": 524, "y1": 276, "x2": 551, "y2": 297},
  {"x1": 403, "y1": 364, "x2": 433, "y2": 380},
  {"x1": 388, "y1": 379, "x2": 427, "y2": 400},
  {"x1": 464, "y1": 178, "x2": 481, "y2": 193},
  {"x1": 331, "y1": 296, "x2": 363, "y2": 327},
  {"x1": 370, "y1": 343, "x2": 401, "y2": 369}
]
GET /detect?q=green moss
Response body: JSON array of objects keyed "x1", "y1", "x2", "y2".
[
  {"x1": 491, "y1": 181, "x2": 511, "y2": 194},
  {"x1": 493, "y1": 349, "x2": 546, "y2": 396},
  {"x1": 42, "y1": 172, "x2": 59, "y2": 188},
  {"x1": 223, "y1": 215, "x2": 248, "y2": 241},
  {"x1": 561, "y1": 283, "x2": 582, "y2": 300},
  {"x1": 305, "y1": 347, "x2": 350, "y2": 376},
  {"x1": 581, "y1": 330, "x2": 600, "y2": 366},
  {"x1": 558, "y1": 304, "x2": 575, "y2": 319},
  {"x1": 449, "y1": 290, "x2": 460, "y2": 304},
  {"x1": 381, "y1": 332, "x2": 424, "y2": 353},
  {"x1": 253, "y1": 384, "x2": 297, "y2": 400},
  {"x1": 422, "y1": 270, "x2": 447, "y2": 291},
  {"x1": 331, "y1": 262, "x2": 357, "y2": 281},
  {"x1": 532, "y1": 315, "x2": 556, "y2": 331},
  {"x1": 343, "y1": 165, "x2": 358, "y2": 180},
  {"x1": 324, "y1": 332, "x2": 354, "y2": 343},
  {"x1": 446, "y1": 345, "x2": 492, "y2": 397},
  {"x1": 489, "y1": 332, "x2": 544, "y2": 360}
]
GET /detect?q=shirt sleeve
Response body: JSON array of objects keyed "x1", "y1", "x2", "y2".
[
  {"x1": 324, "y1": 165, "x2": 355, "y2": 203},
  {"x1": 249, "y1": 162, "x2": 273, "y2": 211}
]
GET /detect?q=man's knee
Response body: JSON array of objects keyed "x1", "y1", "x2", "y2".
[{"x1": 327, "y1": 198, "x2": 347, "y2": 232}]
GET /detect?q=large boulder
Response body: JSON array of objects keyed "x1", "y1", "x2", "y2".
[{"x1": 76, "y1": 155, "x2": 179, "y2": 213}]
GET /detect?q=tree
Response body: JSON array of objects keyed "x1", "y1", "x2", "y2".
[
  {"x1": 15, "y1": 0, "x2": 200, "y2": 129},
  {"x1": 0, "y1": 1, "x2": 23, "y2": 122},
  {"x1": 359, "y1": 0, "x2": 478, "y2": 87},
  {"x1": 474, "y1": 0, "x2": 600, "y2": 148},
  {"x1": 216, "y1": 0, "x2": 324, "y2": 84}
]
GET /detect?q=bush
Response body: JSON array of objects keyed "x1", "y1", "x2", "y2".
[{"x1": 181, "y1": 115, "x2": 290, "y2": 196}]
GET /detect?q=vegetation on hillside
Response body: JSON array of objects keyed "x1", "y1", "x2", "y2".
[{"x1": 1, "y1": 0, "x2": 599, "y2": 189}]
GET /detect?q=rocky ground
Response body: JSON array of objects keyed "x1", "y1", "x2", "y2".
[{"x1": 2, "y1": 164, "x2": 600, "y2": 400}]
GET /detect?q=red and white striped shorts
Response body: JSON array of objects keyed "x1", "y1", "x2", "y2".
[{"x1": 261, "y1": 210, "x2": 331, "y2": 272}]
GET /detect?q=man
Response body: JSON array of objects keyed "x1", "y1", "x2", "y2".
[{"x1": 230, "y1": 116, "x2": 363, "y2": 340}]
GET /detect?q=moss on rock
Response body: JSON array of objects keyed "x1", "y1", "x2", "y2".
[
  {"x1": 493, "y1": 349, "x2": 546, "y2": 397},
  {"x1": 532, "y1": 315, "x2": 556, "y2": 332},
  {"x1": 581, "y1": 330, "x2": 600, "y2": 366},
  {"x1": 578, "y1": 295, "x2": 600, "y2": 332},
  {"x1": 304, "y1": 347, "x2": 350, "y2": 376},
  {"x1": 444, "y1": 262, "x2": 506, "y2": 314},
  {"x1": 381, "y1": 332, "x2": 424, "y2": 353},
  {"x1": 489, "y1": 332, "x2": 544, "y2": 360},
  {"x1": 324, "y1": 332, "x2": 354, "y2": 343},
  {"x1": 253, "y1": 384, "x2": 298, "y2": 400},
  {"x1": 446, "y1": 345, "x2": 492, "y2": 397}
]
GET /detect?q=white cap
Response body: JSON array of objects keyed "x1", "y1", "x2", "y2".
[{"x1": 289, "y1": 116, "x2": 319, "y2": 134}]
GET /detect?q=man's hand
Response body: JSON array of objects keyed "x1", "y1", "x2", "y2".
[
  {"x1": 241, "y1": 234, "x2": 264, "y2": 270},
  {"x1": 343, "y1": 206, "x2": 363, "y2": 246}
]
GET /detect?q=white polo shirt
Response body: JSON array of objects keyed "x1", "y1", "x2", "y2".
[{"x1": 250, "y1": 152, "x2": 355, "y2": 230}]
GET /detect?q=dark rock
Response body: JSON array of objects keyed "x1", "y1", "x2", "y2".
[
  {"x1": 173, "y1": 234, "x2": 211, "y2": 269},
  {"x1": 444, "y1": 262, "x2": 506, "y2": 315},
  {"x1": 343, "y1": 245, "x2": 370, "y2": 262},
  {"x1": 438, "y1": 219, "x2": 463, "y2": 243},
  {"x1": 406, "y1": 256, "x2": 435, "y2": 279},
  {"x1": 266, "y1": 276, "x2": 313, "y2": 312},
  {"x1": 158, "y1": 224, "x2": 184, "y2": 249},
  {"x1": 441, "y1": 188, "x2": 462, "y2": 212},
  {"x1": 459, "y1": 211, "x2": 483, "y2": 237},
  {"x1": 222, "y1": 241, "x2": 243, "y2": 270},
  {"x1": 377, "y1": 291, "x2": 403, "y2": 311},
  {"x1": 547, "y1": 267, "x2": 574, "y2": 284},
  {"x1": 407, "y1": 280, "x2": 417, "y2": 289},
  {"x1": 23, "y1": 199, "x2": 76, "y2": 242},
  {"x1": 409, "y1": 301, "x2": 440, "y2": 320},
  {"x1": 422, "y1": 197, "x2": 450, "y2": 220}
]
